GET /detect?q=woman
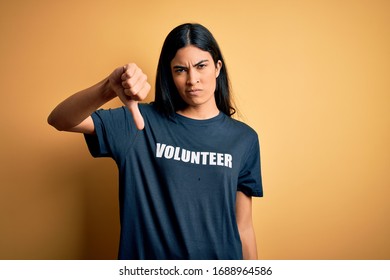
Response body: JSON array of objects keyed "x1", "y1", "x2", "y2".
[{"x1": 48, "y1": 23, "x2": 263, "y2": 260}]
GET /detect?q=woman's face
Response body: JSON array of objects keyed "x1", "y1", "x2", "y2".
[{"x1": 170, "y1": 45, "x2": 222, "y2": 112}]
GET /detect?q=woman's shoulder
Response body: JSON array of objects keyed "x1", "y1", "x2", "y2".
[
  {"x1": 224, "y1": 115, "x2": 259, "y2": 138},
  {"x1": 138, "y1": 103, "x2": 167, "y2": 120},
  {"x1": 101, "y1": 103, "x2": 160, "y2": 119},
  {"x1": 93, "y1": 103, "x2": 161, "y2": 124},
  {"x1": 138, "y1": 103, "x2": 157, "y2": 114}
]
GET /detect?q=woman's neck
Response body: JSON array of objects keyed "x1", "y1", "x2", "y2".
[{"x1": 176, "y1": 105, "x2": 220, "y2": 120}]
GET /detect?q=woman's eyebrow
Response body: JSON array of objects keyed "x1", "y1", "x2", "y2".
[
  {"x1": 194, "y1": 59, "x2": 209, "y2": 67},
  {"x1": 172, "y1": 65, "x2": 186, "y2": 70},
  {"x1": 172, "y1": 59, "x2": 209, "y2": 68}
]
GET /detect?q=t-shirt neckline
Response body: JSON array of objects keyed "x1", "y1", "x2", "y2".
[{"x1": 174, "y1": 111, "x2": 224, "y2": 126}]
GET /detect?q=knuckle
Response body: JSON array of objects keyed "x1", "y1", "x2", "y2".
[
  {"x1": 121, "y1": 81, "x2": 129, "y2": 88},
  {"x1": 128, "y1": 79, "x2": 137, "y2": 89},
  {"x1": 132, "y1": 84, "x2": 141, "y2": 95}
]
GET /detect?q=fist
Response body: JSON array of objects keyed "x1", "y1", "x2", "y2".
[
  {"x1": 109, "y1": 63, "x2": 150, "y2": 130},
  {"x1": 121, "y1": 63, "x2": 151, "y2": 101}
]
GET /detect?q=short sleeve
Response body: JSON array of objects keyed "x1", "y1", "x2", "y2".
[
  {"x1": 84, "y1": 107, "x2": 137, "y2": 158},
  {"x1": 84, "y1": 111, "x2": 111, "y2": 157},
  {"x1": 237, "y1": 135, "x2": 263, "y2": 197}
]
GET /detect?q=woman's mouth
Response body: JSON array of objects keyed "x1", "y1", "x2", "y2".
[{"x1": 186, "y1": 88, "x2": 201, "y2": 94}]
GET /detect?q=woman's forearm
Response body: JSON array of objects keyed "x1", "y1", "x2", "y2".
[
  {"x1": 240, "y1": 226, "x2": 258, "y2": 260},
  {"x1": 47, "y1": 78, "x2": 115, "y2": 131},
  {"x1": 236, "y1": 191, "x2": 258, "y2": 260}
]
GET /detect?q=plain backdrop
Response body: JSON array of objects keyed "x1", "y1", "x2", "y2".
[{"x1": 0, "y1": 0, "x2": 389, "y2": 259}]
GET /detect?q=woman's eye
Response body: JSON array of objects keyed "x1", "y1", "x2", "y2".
[{"x1": 175, "y1": 68, "x2": 186, "y2": 73}]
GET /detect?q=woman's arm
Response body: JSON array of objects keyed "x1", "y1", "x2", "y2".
[
  {"x1": 47, "y1": 63, "x2": 150, "y2": 133},
  {"x1": 47, "y1": 78, "x2": 114, "y2": 133},
  {"x1": 236, "y1": 191, "x2": 258, "y2": 260}
]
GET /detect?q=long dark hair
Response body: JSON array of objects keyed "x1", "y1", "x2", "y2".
[{"x1": 154, "y1": 23, "x2": 236, "y2": 117}]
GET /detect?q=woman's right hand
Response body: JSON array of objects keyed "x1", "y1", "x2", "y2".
[{"x1": 109, "y1": 63, "x2": 151, "y2": 130}]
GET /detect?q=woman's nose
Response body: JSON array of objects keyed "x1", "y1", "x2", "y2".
[{"x1": 186, "y1": 68, "x2": 199, "y2": 85}]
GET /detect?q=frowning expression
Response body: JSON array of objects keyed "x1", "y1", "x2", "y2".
[{"x1": 171, "y1": 45, "x2": 222, "y2": 111}]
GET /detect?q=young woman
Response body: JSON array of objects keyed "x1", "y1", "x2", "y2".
[{"x1": 48, "y1": 23, "x2": 263, "y2": 260}]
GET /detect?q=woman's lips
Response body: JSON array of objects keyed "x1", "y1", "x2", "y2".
[{"x1": 186, "y1": 88, "x2": 201, "y2": 95}]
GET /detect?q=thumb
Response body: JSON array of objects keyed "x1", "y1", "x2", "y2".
[{"x1": 127, "y1": 101, "x2": 145, "y2": 130}]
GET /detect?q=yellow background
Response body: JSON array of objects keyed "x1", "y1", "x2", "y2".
[{"x1": 0, "y1": 0, "x2": 389, "y2": 259}]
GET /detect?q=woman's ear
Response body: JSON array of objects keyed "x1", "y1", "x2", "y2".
[{"x1": 216, "y1": 60, "x2": 222, "y2": 78}]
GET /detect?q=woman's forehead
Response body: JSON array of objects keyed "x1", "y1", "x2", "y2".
[{"x1": 171, "y1": 45, "x2": 212, "y2": 65}]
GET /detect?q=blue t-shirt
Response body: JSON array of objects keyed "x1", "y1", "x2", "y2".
[{"x1": 84, "y1": 104, "x2": 263, "y2": 259}]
